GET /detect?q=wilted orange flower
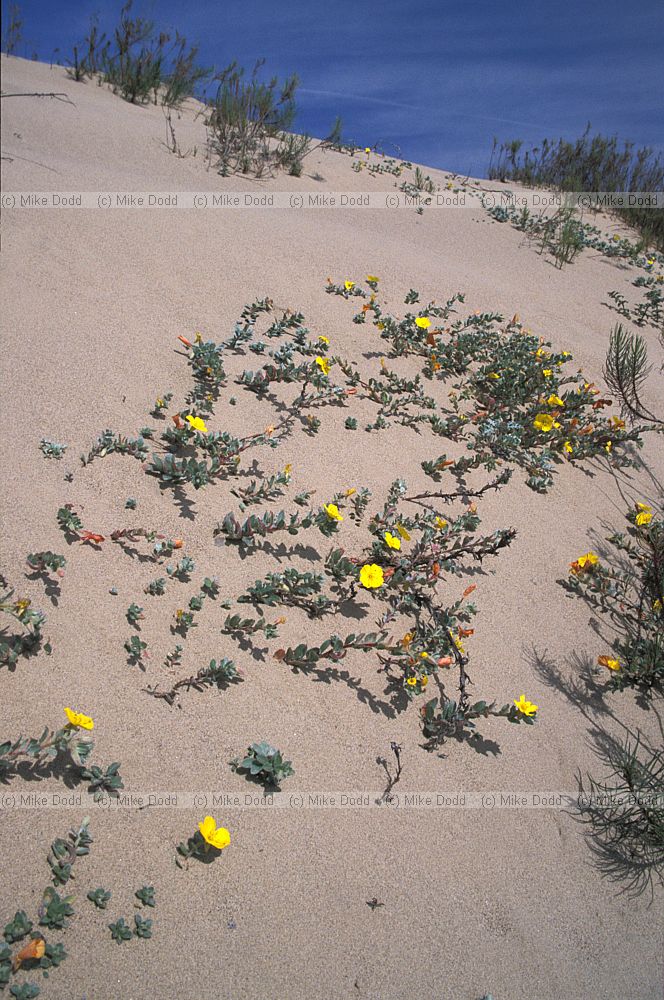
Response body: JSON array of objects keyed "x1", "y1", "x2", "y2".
[
  {"x1": 172, "y1": 539, "x2": 184, "y2": 549},
  {"x1": 463, "y1": 584, "x2": 477, "y2": 597},
  {"x1": 13, "y1": 938, "x2": 45, "y2": 971},
  {"x1": 178, "y1": 335, "x2": 193, "y2": 348},
  {"x1": 458, "y1": 627, "x2": 474, "y2": 638},
  {"x1": 80, "y1": 531, "x2": 104, "y2": 545}
]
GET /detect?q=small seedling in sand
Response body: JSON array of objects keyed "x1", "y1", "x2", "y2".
[
  {"x1": 109, "y1": 918, "x2": 133, "y2": 944},
  {"x1": 134, "y1": 886, "x2": 155, "y2": 908},
  {"x1": 126, "y1": 603, "x2": 144, "y2": 628},
  {"x1": 124, "y1": 635, "x2": 149, "y2": 666},
  {"x1": 231, "y1": 741, "x2": 294, "y2": 789},
  {"x1": 144, "y1": 577, "x2": 166, "y2": 596},
  {"x1": 39, "y1": 439, "x2": 67, "y2": 460},
  {"x1": 133, "y1": 914, "x2": 153, "y2": 939},
  {"x1": 87, "y1": 888, "x2": 111, "y2": 910}
]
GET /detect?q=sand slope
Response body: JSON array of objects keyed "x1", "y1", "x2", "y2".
[{"x1": 1, "y1": 55, "x2": 663, "y2": 1000}]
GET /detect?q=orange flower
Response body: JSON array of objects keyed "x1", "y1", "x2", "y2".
[
  {"x1": 13, "y1": 938, "x2": 45, "y2": 971},
  {"x1": 172, "y1": 539, "x2": 184, "y2": 549},
  {"x1": 458, "y1": 627, "x2": 474, "y2": 638},
  {"x1": 178, "y1": 335, "x2": 193, "y2": 348},
  {"x1": 80, "y1": 531, "x2": 105, "y2": 545},
  {"x1": 463, "y1": 584, "x2": 477, "y2": 597},
  {"x1": 437, "y1": 656, "x2": 453, "y2": 667},
  {"x1": 431, "y1": 562, "x2": 440, "y2": 578}
]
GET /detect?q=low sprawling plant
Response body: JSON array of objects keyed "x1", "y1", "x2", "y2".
[
  {"x1": 0, "y1": 710, "x2": 124, "y2": 800},
  {"x1": 0, "y1": 584, "x2": 49, "y2": 667},
  {"x1": 564, "y1": 503, "x2": 663, "y2": 693}
]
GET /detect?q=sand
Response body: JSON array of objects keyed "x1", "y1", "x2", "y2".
[{"x1": 1, "y1": 54, "x2": 663, "y2": 1000}]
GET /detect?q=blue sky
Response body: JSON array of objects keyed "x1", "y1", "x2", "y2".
[{"x1": 6, "y1": 0, "x2": 664, "y2": 175}]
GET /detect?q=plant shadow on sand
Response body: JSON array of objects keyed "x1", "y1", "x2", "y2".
[{"x1": 527, "y1": 645, "x2": 663, "y2": 899}]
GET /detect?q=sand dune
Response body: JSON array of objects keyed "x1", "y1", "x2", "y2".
[{"x1": 1, "y1": 54, "x2": 663, "y2": 1000}]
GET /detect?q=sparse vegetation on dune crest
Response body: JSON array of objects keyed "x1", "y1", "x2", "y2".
[{"x1": 488, "y1": 126, "x2": 664, "y2": 250}]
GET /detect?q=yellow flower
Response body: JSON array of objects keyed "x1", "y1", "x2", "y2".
[
  {"x1": 612, "y1": 234, "x2": 620, "y2": 242},
  {"x1": 421, "y1": 674, "x2": 428, "y2": 687},
  {"x1": 364, "y1": 147, "x2": 371, "y2": 154},
  {"x1": 536, "y1": 347, "x2": 549, "y2": 358},
  {"x1": 315, "y1": 356, "x2": 331, "y2": 375},
  {"x1": 453, "y1": 636, "x2": 465, "y2": 654},
  {"x1": 653, "y1": 599, "x2": 662, "y2": 612},
  {"x1": 14, "y1": 598, "x2": 31, "y2": 617},
  {"x1": 406, "y1": 676, "x2": 418, "y2": 686},
  {"x1": 605, "y1": 440, "x2": 612, "y2": 453},
  {"x1": 487, "y1": 372, "x2": 501, "y2": 379},
  {"x1": 542, "y1": 368, "x2": 553, "y2": 377},
  {"x1": 610, "y1": 416, "x2": 625, "y2": 428},
  {"x1": 514, "y1": 695, "x2": 538, "y2": 716},
  {"x1": 366, "y1": 274, "x2": 379, "y2": 283},
  {"x1": 318, "y1": 335, "x2": 330, "y2": 345},
  {"x1": 420, "y1": 651, "x2": 428, "y2": 658},
  {"x1": 359, "y1": 564, "x2": 384, "y2": 589},
  {"x1": 345, "y1": 488, "x2": 356, "y2": 496},
  {"x1": 435, "y1": 517, "x2": 447, "y2": 530},
  {"x1": 384, "y1": 531, "x2": 401, "y2": 550},
  {"x1": 415, "y1": 317, "x2": 431, "y2": 329},
  {"x1": 324, "y1": 503, "x2": 343, "y2": 522},
  {"x1": 636, "y1": 510, "x2": 653, "y2": 526},
  {"x1": 198, "y1": 816, "x2": 231, "y2": 850},
  {"x1": 564, "y1": 440, "x2": 573, "y2": 454},
  {"x1": 396, "y1": 523, "x2": 411, "y2": 540},
  {"x1": 284, "y1": 464, "x2": 292, "y2": 477},
  {"x1": 194, "y1": 332, "x2": 203, "y2": 344},
  {"x1": 344, "y1": 280, "x2": 355, "y2": 291},
  {"x1": 186, "y1": 415, "x2": 208, "y2": 433},
  {"x1": 553, "y1": 421, "x2": 561, "y2": 429},
  {"x1": 64, "y1": 707, "x2": 94, "y2": 730},
  {"x1": 597, "y1": 655, "x2": 620, "y2": 671},
  {"x1": 533, "y1": 413, "x2": 554, "y2": 432},
  {"x1": 548, "y1": 394, "x2": 564, "y2": 407},
  {"x1": 570, "y1": 551, "x2": 599, "y2": 575}
]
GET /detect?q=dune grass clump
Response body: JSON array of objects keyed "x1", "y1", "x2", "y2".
[
  {"x1": 66, "y1": 1, "x2": 210, "y2": 108},
  {"x1": 488, "y1": 126, "x2": 664, "y2": 250},
  {"x1": 207, "y1": 60, "x2": 342, "y2": 178},
  {"x1": 578, "y1": 733, "x2": 664, "y2": 895},
  {"x1": 603, "y1": 324, "x2": 664, "y2": 427}
]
